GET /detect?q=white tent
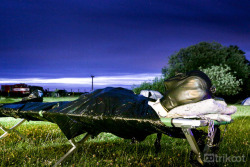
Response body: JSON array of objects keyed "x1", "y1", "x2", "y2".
[
  {"x1": 140, "y1": 90, "x2": 163, "y2": 100},
  {"x1": 242, "y1": 97, "x2": 250, "y2": 105}
]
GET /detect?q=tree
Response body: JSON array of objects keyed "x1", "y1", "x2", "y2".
[{"x1": 162, "y1": 42, "x2": 250, "y2": 97}]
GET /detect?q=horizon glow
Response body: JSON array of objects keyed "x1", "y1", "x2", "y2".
[{"x1": 0, "y1": 73, "x2": 162, "y2": 91}]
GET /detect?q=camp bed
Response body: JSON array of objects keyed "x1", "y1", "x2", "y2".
[{"x1": 0, "y1": 117, "x2": 231, "y2": 166}]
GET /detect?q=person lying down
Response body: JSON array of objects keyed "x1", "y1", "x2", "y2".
[{"x1": 146, "y1": 70, "x2": 237, "y2": 122}]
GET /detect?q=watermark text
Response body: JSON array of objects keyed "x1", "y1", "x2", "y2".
[{"x1": 204, "y1": 154, "x2": 246, "y2": 163}]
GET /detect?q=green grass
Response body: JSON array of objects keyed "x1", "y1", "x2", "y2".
[
  {"x1": 0, "y1": 99, "x2": 249, "y2": 166},
  {"x1": 0, "y1": 97, "x2": 23, "y2": 103},
  {"x1": 0, "y1": 96, "x2": 79, "y2": 103}
]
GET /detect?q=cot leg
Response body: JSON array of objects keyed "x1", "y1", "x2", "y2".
[
  {"x1": 131, "y1": 137, "x2": 136, "y2": 144},
  {"x1": 0, "y1": 119, "x2": 27, "y2": 140},
  {"x1": 0, "y1": 130, "x2": 8, "y2": 139},
  {"x1": 154, "y1": 133, "x2": 162, "y2": 153},
  {"x1": 182, "y1": 128, "x2": 204, "y2": 166},
  {"x1": 53, "y1": 133, "x2": 91, "y2": 167}
]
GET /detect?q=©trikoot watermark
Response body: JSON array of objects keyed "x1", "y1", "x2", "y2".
[{"x1": 204, "y1": 153, "x2": 247, "y2": 163}]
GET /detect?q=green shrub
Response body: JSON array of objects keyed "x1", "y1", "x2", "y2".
[
  {"x1": 132, "y1": 77, "x2": 165, "y2": 94},
  {"x1": 199, "y1": 64, "x2": 243, "y2": 96}
]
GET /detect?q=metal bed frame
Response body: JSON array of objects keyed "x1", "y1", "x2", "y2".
[{"x1": 0, "y1": 118, "x2": 231, "y2": 166}]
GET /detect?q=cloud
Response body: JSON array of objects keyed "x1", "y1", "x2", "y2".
[{"x1": 0, "y1": 73, "x2": 162, "y2": 90}]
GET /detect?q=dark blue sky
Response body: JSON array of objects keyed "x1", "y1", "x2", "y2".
[{"x1": 0, "y1": 0, "x2": 249, "y2": 90}]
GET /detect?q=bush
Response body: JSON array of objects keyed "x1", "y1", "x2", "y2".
[
  {"x1": 199, "y1": 65, "x2": 243, "y2": 96},
  {"x1": 132, "y1": 77, "x2": 165, "y2": 94}
]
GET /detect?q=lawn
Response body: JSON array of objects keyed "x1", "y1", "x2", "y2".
[
  {"x1": 0, "y1": 96, "x2": 79, "y2": 103},
  {"x1": 0, "y1": 97, "x2": 249, "y2": 167}
]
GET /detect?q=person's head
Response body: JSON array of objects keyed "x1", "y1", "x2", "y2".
[{"x1": 160, "y1": 70, "x2": 214, "y2": 110}]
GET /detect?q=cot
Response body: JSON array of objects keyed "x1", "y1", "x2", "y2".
[{"x1": 0, "y1": 116, "x2": 231, "y2": 166}]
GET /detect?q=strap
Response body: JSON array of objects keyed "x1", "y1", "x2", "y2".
[{"x1": 148, "y1": 99, "x2": 168, "y2": 117}]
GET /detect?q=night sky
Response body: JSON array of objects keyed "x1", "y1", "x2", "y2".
[{"x1": 1, "y1": 0, "x2": 249, "y2": 91}]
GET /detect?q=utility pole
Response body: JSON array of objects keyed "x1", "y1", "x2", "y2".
[{"x1": 91, "y1": 75, "x2": 95, "y2": 91}]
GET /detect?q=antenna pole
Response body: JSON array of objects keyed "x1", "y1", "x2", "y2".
[{"x1": 91, "y1": 75, "x2": 95, "y2": 91}]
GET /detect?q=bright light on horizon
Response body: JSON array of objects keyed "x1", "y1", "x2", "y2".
[{"x1": 0, "y1": 73, "x2": 162, "y2": 91}]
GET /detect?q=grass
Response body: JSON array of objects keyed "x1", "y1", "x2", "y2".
[
  {"x1": 0, "y1": 98, "x2": 249, "y2": 166},
  {"x1": 0, "y1": 96, "x2": 79, "y2": 103}
]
